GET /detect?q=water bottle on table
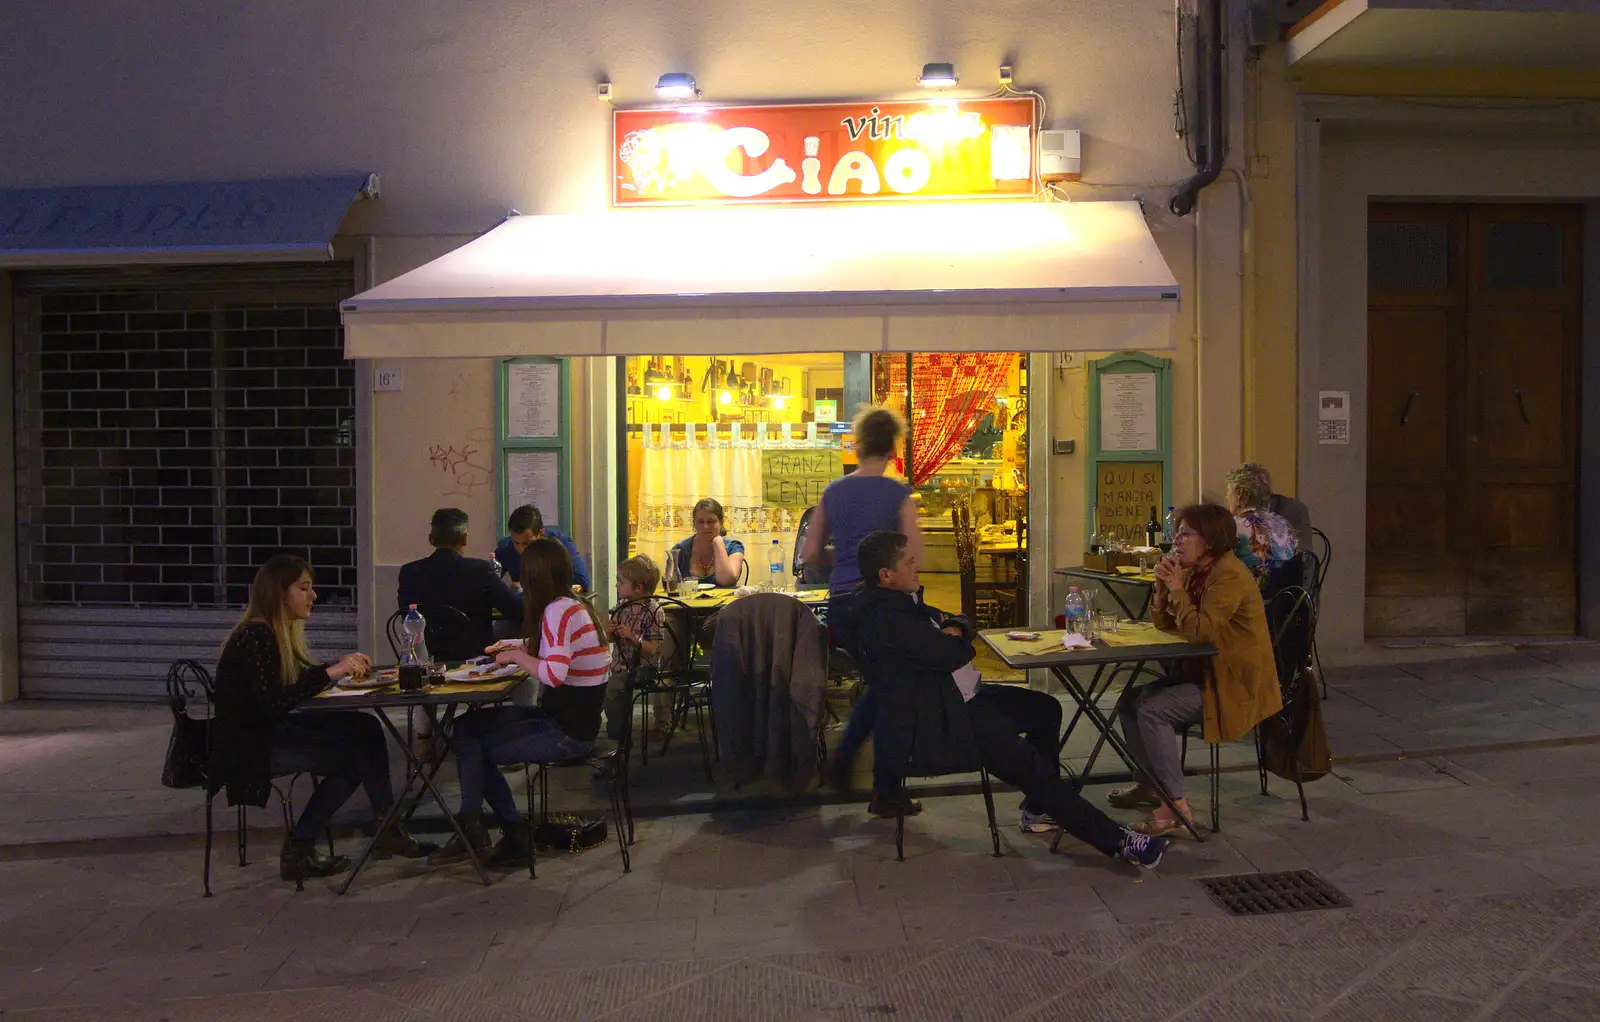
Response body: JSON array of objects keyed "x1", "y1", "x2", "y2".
[
  {"x1": 1064, "y1": 586, "x2": 1088, "y2": 639},
  {"x1": 401, "y1": 604, "x2": 427, "y2": 664},
  {"x1": 768, "y1": 539, "x2": 786, "y2": 593}
]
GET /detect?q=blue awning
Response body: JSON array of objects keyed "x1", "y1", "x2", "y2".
[{"x1": 0, "y1": 174, "x2": 378, "y2": 267}]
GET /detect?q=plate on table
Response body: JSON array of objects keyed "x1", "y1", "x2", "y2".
[
  {"x1": 443, "y1": 661, "x2": 522, "y2": 684},
  {"x1": 697, "y1": 582, "x2": 717, "y2": 590},
  {"x1": 336, "y1": 670, "x2": 395, "y2": 690}
]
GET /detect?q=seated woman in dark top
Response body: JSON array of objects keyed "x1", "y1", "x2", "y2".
[
  {"x1": 667, "y1": 498, "x2": 746, "y2": 587},
  {"x1": 429, "y1": 539, "x2": 613, "y2": 869},
  {"x1": 212, "y1": 554, "x2": 431, "y2": 884}
]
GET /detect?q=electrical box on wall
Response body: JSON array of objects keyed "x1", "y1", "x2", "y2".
[{"x1": 1039, "y1": 128, "x2": 1082, "y2": 182}]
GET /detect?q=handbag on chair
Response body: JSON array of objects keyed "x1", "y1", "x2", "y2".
[{"x1": 160, "y1": 714, "x2": 211, "y2": 790}]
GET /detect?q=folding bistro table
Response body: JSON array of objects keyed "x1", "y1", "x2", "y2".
[
  {"x1": 299, "y1": 673, "x2": 527, "y2": 893},
  {"x1": 979, "y1": 625, "x2": 1216, "y2": 843}
]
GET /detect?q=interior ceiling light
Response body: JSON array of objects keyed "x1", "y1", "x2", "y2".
[
  {"x1": 656, "y1": 384, "x2": 673, "y2": 401},
  {"x1": 918, "y1": 62, "x2": 958, "y2": 89},
  {"x1": 655, "y1": 72, "x2": 699, "y2": 100},
  {"x1": 718, "y1": 390, "x2": 732, "y2": 406}
]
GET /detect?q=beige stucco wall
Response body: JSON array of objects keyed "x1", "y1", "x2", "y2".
[
  {"x1": 0, "y1": 1, "x2": 1254, "y2": 649},
  {"x1": 1300, "y1": 103, "x2": 1600, "y2": 656}
]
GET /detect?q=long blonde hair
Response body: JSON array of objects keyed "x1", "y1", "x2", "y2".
[{"x1": 231, "y1": 554, "x2": 317, "y2": 685}]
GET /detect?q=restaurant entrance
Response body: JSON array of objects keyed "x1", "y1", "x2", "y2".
[
  {"x1": 1366, "y1": 203, "x2": 1582, "y2": 636},
  {"x1": 622, "y1": 351, "x2": 1030, "y2": 650}
]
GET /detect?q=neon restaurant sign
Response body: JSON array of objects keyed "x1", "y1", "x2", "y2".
[{"x1": 612, "y1": 97, "x2": 1037, "y2": 206}]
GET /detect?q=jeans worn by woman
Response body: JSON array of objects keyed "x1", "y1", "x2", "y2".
[
  {"x1": 451, "y1": 705, "x2": 595, "y2": 824},
  {"x1": 268, "y1": 711, "x2": 395, "y2": 841}
]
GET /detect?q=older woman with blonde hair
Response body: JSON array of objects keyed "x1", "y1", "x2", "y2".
[
  {"x1": 212, "y1": 554, "x2": 431, "y2": 883},
  {"x1": 1223, "y1": 463, "x2": 1299, "y2": 580}
]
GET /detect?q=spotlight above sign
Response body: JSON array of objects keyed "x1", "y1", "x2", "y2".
[{"x1": 612, "y1": 97, "x2": 1037, "y2": 207}]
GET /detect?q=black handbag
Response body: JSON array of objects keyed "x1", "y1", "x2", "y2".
[
  {"x1": 160, "y1": 714, "x2": 211, "y2": 790},
  {"x1": 533, "y1": 813, "x2": 607, "y2": 852}
]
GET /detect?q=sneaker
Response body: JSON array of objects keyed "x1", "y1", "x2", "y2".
[
  {"x1": 867, "y1": 794, "x2": 923, "y2": 818},
  {"x1": 1118, "y1": 827, "x2": 1169, "y2": 870},
  {"x1": 1020, "y1": 808, "x2": 1060, "y2": 833}
]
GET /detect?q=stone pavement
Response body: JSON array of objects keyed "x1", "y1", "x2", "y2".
[{"x1": 0, "y1": 644, "x2": 1599, "y2": 1019}]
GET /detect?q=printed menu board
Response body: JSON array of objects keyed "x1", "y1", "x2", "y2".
[{"x1": 507, "y1": 361, "x2": 560, "y2": 439}]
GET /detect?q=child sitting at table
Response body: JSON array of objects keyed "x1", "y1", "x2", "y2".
[{"x1": 606, "y1": 555, "x2": 669, "y2": 743}]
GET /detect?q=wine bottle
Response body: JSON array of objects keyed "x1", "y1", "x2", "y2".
[{"x1": 1145, "y1": 506, "x2": 1159, "y2": 548}]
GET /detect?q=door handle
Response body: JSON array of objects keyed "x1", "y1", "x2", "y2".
[
  {"x1": 1514, "y1": 389, "x2": 1532, "y2": 426},
  {"x1": 1400, "y1": 391, "x2": 1417, "y2": 426}
]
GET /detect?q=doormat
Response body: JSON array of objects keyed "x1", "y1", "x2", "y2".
[{"x1": 1200, "y1": 869, "x2": 1352, "y2": 916}]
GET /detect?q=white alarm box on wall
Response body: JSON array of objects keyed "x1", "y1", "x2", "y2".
[{"x1": 1039, "y1": 128, "x2": 1082, "y2": 182}]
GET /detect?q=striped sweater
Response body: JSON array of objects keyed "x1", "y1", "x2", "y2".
[{"x1": 533, "y1": 597, "x2": 612, "y2": 688}]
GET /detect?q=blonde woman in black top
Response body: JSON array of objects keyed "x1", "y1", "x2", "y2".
[{"x1": 212, "y1": 554, "x2": 432, "y2": 882}]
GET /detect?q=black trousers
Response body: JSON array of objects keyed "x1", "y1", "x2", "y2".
[{"x1": 966, "y1": 687, "x2": 1126, "y2": 857}]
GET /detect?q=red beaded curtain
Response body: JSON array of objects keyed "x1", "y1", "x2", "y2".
[{"x1": 871, "y1": 354, "x2": 1017, "y2": 486}]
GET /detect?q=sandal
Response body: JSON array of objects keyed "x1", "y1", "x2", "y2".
[{"x1": 1107, "y1": 786, "x2": 1160, "y2": 809}]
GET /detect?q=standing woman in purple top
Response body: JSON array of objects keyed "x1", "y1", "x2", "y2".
[
  {"x1": 802, "y1": 407, "x2": 924, "y2": 594},
  {"x1": 808, "y1": 407, "x2": 929, "y2": 818}
]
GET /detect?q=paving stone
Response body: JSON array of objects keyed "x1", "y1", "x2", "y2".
[
  {"x1": 857, "y1": 939, "x2": 1102, "y2": 1022},
  {"x1": 594, "y1": 960, "x2": 858, "y2": 1022},
  {"x1": 1319, "y1": 985, "x2": 1482, "y2": 1021},
  {"x1": 1487, "y1": 978, "x2": 1600, "y2": 1021}
]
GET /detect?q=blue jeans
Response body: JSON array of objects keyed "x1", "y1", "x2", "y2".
[
  {"x1": 270, "y1": 712, "x2": 394, "y2": 841},
  {"x1": 835, "y1": 682, "x2": 901, "y2": 796},
  {"x1": 451, "y1": 706, "x2": 593, "y2": 823}
]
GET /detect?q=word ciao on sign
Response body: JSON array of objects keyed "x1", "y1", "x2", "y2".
[{"x1": 618, "y1": 109, "x2": 989, "y2": 201}]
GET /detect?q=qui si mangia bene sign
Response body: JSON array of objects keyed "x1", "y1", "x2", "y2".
[{"x1": 612, "y1": 97, "x2": 1037, "y2": 206}]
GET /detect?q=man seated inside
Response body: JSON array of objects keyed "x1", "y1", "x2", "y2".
[
  {"x1": 841, "y1": 530, "x2": 1170, "y2": 870},
  {"x1": 495, "y1": 504, "x2": 591, "y2": 593},
  {"x1": 399, "y1": 507, "x2": 525, "y2": 662}
]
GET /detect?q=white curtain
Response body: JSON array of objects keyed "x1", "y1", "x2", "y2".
[{"x1": 635, "y1": 424, "x2": 809, "y2": 584}]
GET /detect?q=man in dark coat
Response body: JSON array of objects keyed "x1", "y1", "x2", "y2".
[
  {"x1": 398, "y1": 508, "x2": 525, "y2": 661},
  {"x1": 840, "y1": 530, "x2": 1170, "y2": 870}
]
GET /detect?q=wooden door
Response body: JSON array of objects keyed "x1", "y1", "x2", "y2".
[{"x1": 1366, "y1": 203, "x2": 1581, "y2": 637}]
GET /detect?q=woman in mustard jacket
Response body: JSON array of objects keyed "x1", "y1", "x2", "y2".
[{"x1": 1108, "y1": 503, "x2": 1281, "y2": 835}]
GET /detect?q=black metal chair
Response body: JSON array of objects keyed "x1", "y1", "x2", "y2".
[
  {"x1": 610, "y1": 595, "x2": 711, "y2": 779},
  {"x1": 416, "y1": 604, "x2": 480, "y2": 664},
  {"x1": 514, "y1": 741, "x2": 633, "y2": 879},
  {"x1": 166, "y1": 659, "x2": 334, "y2": 896},
  {"x1": 793, "y1": 505, "x2": 834, "y2": 588},
  {"x1": 1308, "y1": 528, "x2": 1332, "y2": 698},
  {"x1": 1178, "y1": 583, "x2": 1315, "y2": 832},
  {"x1": 384, "y1": 608, "x2": 407, "y2": 661}
]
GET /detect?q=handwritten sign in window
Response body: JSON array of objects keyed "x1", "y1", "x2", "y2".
[
  {"x1": 761, "y1": 448, "x2": 843, "y2": 511},
  {"x1": 1096, "y1": 462, "x2": 1163, "y2": 547}
]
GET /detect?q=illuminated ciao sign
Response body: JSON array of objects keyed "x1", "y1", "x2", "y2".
[{"x1": 612, "y1": 97, "x2": 1037, "y2": 206}]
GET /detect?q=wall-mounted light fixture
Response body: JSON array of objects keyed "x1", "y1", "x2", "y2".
[
  {"x1": 655, "y1": 72, "x2": 699, "y2": 100},
  {"x1": 918, "y1": 62, "x2": 958, "y2": 89}
]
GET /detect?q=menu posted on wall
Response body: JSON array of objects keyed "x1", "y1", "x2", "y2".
[
  {"x1": 507, "y1": 361, "x2": 561, "y2": 439},
  {"x1": 1096, "y1": 462, "x2": 1164, "y2": 546},
  {"x1": 1099, "y1": 373, "x2": 1158, "y2": 452},
  {"x1": 505, "y1": 451, "x2": 562, "y2": 529},
  {"x1": 762, "y1": 448, "x2": 843, "y2": 511}
]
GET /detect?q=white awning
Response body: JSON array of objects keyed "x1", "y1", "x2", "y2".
[
  {"x1": 341, "y1": 201, "x2": 1180, "y2": 358},
  {"x1": 0, "y1": 175, "x2": 379, "y2": 267}
]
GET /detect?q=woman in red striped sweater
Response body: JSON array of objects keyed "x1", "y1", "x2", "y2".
[{"x1": 430, "y1": 538, "x2": 612, "y2": 868}]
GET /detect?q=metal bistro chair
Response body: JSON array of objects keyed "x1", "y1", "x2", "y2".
[
  {"x1": 617, "y1": 594, "x2": 720, "y2": 780},
  {"x1": 165, "y1": 659, "x2": 336, "y2": 896},
  {"x1": 1309, "y1": 528, "x2": 1332, "y2": 698},
  {"x1": 513, "y1": 739, "x2": 633, "y2": 879},
  {"x1": 1178, "y1": 582, "x2": 1315, "y2": 832}
]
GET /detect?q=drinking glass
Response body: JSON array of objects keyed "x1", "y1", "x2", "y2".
[{"x1": 1095, "y1": 611, "x2": 1117, "y2": 635}]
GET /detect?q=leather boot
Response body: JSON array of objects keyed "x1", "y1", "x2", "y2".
[
  {"x1": 485, "y1": 819, "x2": 534, "y2": 868},
  {"x1": 427, "y1": 811, "x2": 492, "y2": 866},
  {"x1": 279, "y1": 836, "x2": 350, "y2": 883},
  {"x1": 370, "y1": 823, "x2": 437, "y2": 860}
]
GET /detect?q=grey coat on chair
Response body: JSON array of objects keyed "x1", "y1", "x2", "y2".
[{"x1": 710, "y1": 593, "x2": 828, "y2": 789}]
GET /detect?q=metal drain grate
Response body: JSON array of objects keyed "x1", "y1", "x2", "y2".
[{"x1": 1200, "y1": 870, "x2": 1352, "y2": 916}]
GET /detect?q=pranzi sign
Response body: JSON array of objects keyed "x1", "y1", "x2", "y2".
[
  {"x1": 762, "y1": 448, "x2": 844, "y2": 511},
  {"x1": 613, "y1": 98, "x2": 1036, "y2": 206}
]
